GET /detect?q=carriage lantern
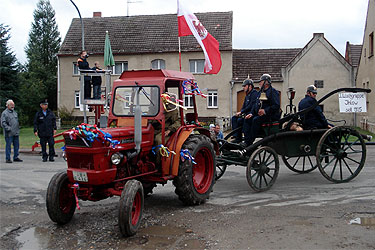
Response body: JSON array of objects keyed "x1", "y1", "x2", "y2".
[{"x1": 287, "y1": 87, "x2": 296, "y2": 100}]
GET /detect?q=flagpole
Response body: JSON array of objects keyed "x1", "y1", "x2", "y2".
[{"x1": 178, "y1": 37, "x2": 182, "y2": 71}]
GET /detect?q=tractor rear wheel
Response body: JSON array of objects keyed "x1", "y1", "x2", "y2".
[
  {"x1": 118, "y1": 179, "x2": 144, "y2": 237},
  {"x1": 173, "y1": 135, "x2": 216, "y2": 205},
  {"x1": 46, "y1": 171, "x2": 76, "y2": 224}
]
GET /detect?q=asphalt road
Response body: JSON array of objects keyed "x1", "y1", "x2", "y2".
[{"x1": 0, "y1": 146, "x2": 374, "y2": 249}]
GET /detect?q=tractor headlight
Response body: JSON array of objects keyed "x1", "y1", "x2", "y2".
[{"x1": 111, "y1": 152, "x2": 123, "y2": 165}]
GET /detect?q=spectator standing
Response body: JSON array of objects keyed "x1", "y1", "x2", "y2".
[
  {"x1": 34, "y1": 99, "x2": 57, "y2": 162},
  {"x1": 77, "y1": 50, "x2": 92, "y2": 99},
  {"x1": 91, "y1": 61, "x2": 103, "y2": 99},
  {"x1": 1, "y1": 100, "x2": 23, "y2": 163}
]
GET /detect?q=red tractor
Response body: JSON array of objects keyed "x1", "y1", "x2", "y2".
[{"x1": 46, "y1": 69, "x2": 217, "y2": 236}]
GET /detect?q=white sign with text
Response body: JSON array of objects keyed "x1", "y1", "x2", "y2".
[{"x1": 339, "y1": 92, "x2": 367, "y2": 113}]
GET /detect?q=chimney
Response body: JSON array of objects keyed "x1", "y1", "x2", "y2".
[
  {"x1": 313, "y1": 33, "x2": 324, "y2": 38},
  {"x1": 93, "y1": 12, "x2": 102, "y2": 18}
]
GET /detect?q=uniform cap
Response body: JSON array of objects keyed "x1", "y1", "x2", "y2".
[
  {"x1": 242, "y1": 79, "x2": 254, "y2": 87},
  {"x1": 40, "y1": 99, "x2": 48, "y2": 105},
  {"x1": 307, "y1": 85, "x2": 317, "y2": 94}
]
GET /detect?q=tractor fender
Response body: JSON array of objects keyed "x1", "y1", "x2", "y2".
[{"x1": 162, "y1": 126, "x2": 218, "y2": 177}]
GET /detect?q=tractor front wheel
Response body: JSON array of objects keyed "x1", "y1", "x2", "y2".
[
  {"x1": 173, "y1": 135, "x2": 216, "y2": 205},
  {"x1": 46, "y1": 171, "x2": 76, "y2": 224},
  {"x1": 118, "y1": 179, "x2": 144, "y2": 237}
]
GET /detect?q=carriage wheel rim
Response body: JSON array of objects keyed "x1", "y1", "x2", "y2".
[
  {"x1": 248, "y1": 147, "x2": 279, "y2": 191},
  {"x1": 131, "y1": 192, "x2": 141, "y2": 225},
  {"x1": 193, "y1": 147, "x2": 214, "y2": 194},
  {"x1": 318, "y1": 127, "x2": 366, "y2": 182}
]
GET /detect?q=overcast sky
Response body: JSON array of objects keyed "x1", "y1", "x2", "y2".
[{"x1": 1, "y1": 0, "x2": 369, "y2": 64}]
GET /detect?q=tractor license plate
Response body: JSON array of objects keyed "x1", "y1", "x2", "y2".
[{"x1": 73, "y1": 171, "x2": 88, "y2": 182}]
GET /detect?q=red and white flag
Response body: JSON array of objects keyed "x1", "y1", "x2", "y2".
[{"x1": 177, "y1": 0, "x2": 222, "y2": 74}]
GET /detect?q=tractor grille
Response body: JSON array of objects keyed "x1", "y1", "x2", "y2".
[
  {"x1": 67, "y1": 153, "x2": 94, "y2": 170},
  {"x1": 64, "y1": 136, "x2": 92, "y2": 147}
]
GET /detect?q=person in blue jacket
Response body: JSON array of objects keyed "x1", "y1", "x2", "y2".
[
  {"x1": 243, "y1": 74, "x2": 281, "y2": 146},
  {"x1": 298, "y1": 85, "x2": 332, "y2": 129},
  {"x1": 231, "y1": 78, "x2": 258, "y2": 143},
  {"x1": 34, "y1": 99, "x2": 57, "y2": 162}
]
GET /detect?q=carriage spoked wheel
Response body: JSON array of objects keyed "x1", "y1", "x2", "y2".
[
  {"x1": 282, "y1": 155, "x2": 318, "y2": 174},
  {"x1": 316, "y1": 126, "x2": 366, "y2": 183},
  {"x1": 246, "y1": 146, "x2": 279, "y2": 192}
]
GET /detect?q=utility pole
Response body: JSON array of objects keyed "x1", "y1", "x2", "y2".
[{"x1": 69, "y1": 0, "x2": 84, "y2": 50}]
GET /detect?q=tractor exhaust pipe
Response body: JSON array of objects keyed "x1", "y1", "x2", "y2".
[{"x1": 134, "y1": 86, "x2": 142, "y2": 154}]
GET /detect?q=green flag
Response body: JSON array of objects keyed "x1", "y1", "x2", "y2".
[{"x1": 104, "y1": 31, "x2": 115, "y2": 67}]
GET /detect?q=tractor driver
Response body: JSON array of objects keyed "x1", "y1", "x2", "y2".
[
  {"x1": 231, "y1": 78, "x2": 257, "y2": 143},
  {"x1": 153, "y1": 95, "x2": 181, "y2": 147},
  {"x1": 243, "y1": 74, "x2": 281, "y2": 147},
  {"x1": 298, "y1": 85, "x2": 332, "y2": 129}
]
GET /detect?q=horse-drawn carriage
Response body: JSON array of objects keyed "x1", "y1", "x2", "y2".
[{"x1": 216, "y1": 88, "x2": 372, "y2": 192}]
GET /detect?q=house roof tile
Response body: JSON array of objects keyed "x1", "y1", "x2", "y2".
[
  {"x1": 345, "y1": 43, "x2": 362, "y2": 67},
  {"x1": 233, "y1": 48, "x2": 301, "y2": 82},
  {"x1": 59, "y1": 12, "x2": 233, "y2": 56}
]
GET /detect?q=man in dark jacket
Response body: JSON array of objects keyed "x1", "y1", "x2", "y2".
[
  {"x1": 77, "y1": 50, "x2": 92, "y2": 99},
  {"x1": 34, "y1": 99, "x2": 57, "y2": 162},
  {"x1": 243, "y1": 74, "x2": 281, "y2": 146},
  {"x1": 231, "y1": 78, "x2": 258, "y2": 143},
  {"x1": 91, "y1": 61, "x2": 103, "y2": 99},
  {"x1": 298, "y1": 85, "x2": 332, "y2": 129}
]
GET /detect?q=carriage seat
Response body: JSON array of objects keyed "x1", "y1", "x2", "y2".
[{"x1": 260, "y1": 122, "x2": 280, "y2": 137}]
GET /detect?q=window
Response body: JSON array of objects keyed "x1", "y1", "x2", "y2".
[
  {"x1": 151, "y1": 59, "x2": 166, "y2": 69},
  {"x1": 184, "y1": 95, "x2": 194, "y2": 108},
  {"x1": 369, "y1": 32, "x2": 374, "y2": 57},
  {"x1": 113, "y1": 61, "x2": 128, "y2": 75},
  {"x1": 207, "y1": 90, "x2": 218, "y2": 108},
  {"x1": 74, "y1": 91, "x2": 91, "y2": 110},
  {"x1": 189, "y1": 59, "x2": 205, "y2": 73},
  {"x1": 314, "y1": 80, "x2": 324, "y2": 88},
  {"x1": 75, "y1": 91, "x2": 80, "y2": 108},
  {"x1": 113, "y1": 86, "x2": 160, "y2": 117},
  {"x1": 73, "y1": 62, "x2": 79, "y2": 75}
]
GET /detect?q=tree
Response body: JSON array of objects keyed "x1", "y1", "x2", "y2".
[
  {"x1": 0, "y1": 24, "x2": 19, "y2": 110},
  {"x1": 24, "y1": 0, "x2": 61, "y2": 112}
]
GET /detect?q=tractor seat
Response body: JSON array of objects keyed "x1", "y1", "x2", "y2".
[{"x1": 185, "y1": 113, "x2": 197, "y2": 125}]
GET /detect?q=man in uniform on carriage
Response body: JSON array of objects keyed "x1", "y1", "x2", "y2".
[
  {"x1": 231, "y1": 78, "x2": 258, "y2": 143},
  {"x1": 243, "y1": 74, "x2": 281, "y2": 146}
]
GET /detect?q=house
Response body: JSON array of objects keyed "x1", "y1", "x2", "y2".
[
  {"x1": 57, "y1": 11, "x2": 233, "y2": 125},
  {"x1": 281, "y1": 33, "x2": 355, "y2": 125},
  {"x1": 58, "y1": 11, "x2": 360, "y2": 130},
  {"x1": 356, "y1": 0, "x2": 375, "y2": 133},
  {"x1": 232, "y1": 33, "x2": 357, "y2": 126}
]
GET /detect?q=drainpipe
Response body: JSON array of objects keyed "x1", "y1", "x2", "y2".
[
  {"x1": 57, "y1": 56, "x2": 61, "y2": 127},
  {"x1": 229, "y1": 80, "x2": 234, "y2": 128}
]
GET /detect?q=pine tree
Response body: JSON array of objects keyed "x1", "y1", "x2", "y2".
[
  {"x1": 0, "y1": 24, "x2": 19, "y2": 110},
  {"x1": 25, "y1": 0, "x2": 61, "y2": 112}
]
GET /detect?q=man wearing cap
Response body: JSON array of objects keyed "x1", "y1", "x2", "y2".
[
  {"x1": 243, "y1": 74, "x2": 281, "y2": 146},
  {"x1": 298, "y1": 85, "x2": 332, "y2": 129},
  {"x1": 231, "y1": 78, "x2": 257, "y2": 143},
  {"x1": 34, "y1": 99, "x2": 57, "y2": 162}
]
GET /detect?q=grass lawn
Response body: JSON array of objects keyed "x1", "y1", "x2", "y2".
[{"x1": 0, "y1": 127, "x2": 68, "y2": 150}]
